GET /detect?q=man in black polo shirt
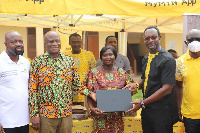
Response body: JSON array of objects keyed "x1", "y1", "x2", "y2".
[{"x1": 124, "y1": 26, "x2": 178, "y2": 133}]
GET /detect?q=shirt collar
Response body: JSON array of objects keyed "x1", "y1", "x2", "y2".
[
  {"x1": 185, "y1": 50, "x2": 200, "y2": 60},
  {"x1": 145, "y1": 47, "x2": 163, "y2": 56},
  {"x1": 185, "y1": 50, "x2": 192, "y2": 60},
  {"x1": 43, "y1": 51, "x2": 62, "y2": 59},
  {"x1": 2, "y1": 51, "x2": 23, "y2": 64},
  {"x1": 70, "y1": 49, "x2": 82, "y2": 54}
]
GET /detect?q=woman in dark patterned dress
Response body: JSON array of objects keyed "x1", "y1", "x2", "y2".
[{"x1": 84, "y1": 46, "x2": 138, "y2": 133}]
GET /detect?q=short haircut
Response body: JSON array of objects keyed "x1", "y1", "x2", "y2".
[
  {"x1": 100, "y1": 45, "x2": 117, "y2": 60},
  {"x1": 69, "y1": 33, "x2": 81, "y2": 44},
  {"x1": 143, "y1": 26, "x2": 160, "y2": 36},
  {"x1": 168, "y1": 49, "x2": 177, "y2": 53},
  {"x1": 105, "y1": 35, "x2": 116, "y2": 44}
]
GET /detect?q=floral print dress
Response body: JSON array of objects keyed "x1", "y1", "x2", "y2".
[{"x1": 84, "y1": 68, "x2": 135, "y2": 133}]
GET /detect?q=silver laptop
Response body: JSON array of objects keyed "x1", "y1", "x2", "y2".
[{"x1": 96, "y1": 89, "x2": 133, "y2": 112}]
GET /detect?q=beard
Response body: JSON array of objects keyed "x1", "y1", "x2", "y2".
[
  {"x1": 14, "y1": 46, "x2": 24, "y2": 55},
  {"x1": 8, "y1": 46, "x2": 24, "y2": 56},
  {"x1": 146, "y1": 43, "x2": 158, "y2": 50}
]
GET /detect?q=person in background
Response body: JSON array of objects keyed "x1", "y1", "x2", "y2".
[
  {"x1": 168, "y1": 49, "x2": 178, "y2": 59},
  {"x1": 176, "y1": 29, "x2": 200, "y2": 133},
  {"x1": 124, "y1": 26, "x2": 178, "y2": 133},
  {"x1": 65, "y1": 33, "x2": 96, "y2": 104},
  {"x1": 84, "y1": 45, "x2": 138, "y2": 133},
  {"x1": 0, "y1": 31, "x2": 30, "y2": 133},
  {"x1": 96, "y1": 35, "x2": 131, "y2": 74},
  {"x1": 28, "y1": 31, "x2": 96, "y2": 133}
]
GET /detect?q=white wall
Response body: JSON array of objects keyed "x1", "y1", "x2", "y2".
[{"x1": 164, "y1": 33, "x2": 183, "y2": 56}]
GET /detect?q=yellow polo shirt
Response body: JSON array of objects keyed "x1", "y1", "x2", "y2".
[
  {"x1": 176, "y1": 50, "x2": 200, "y2": 119},
  {"x1": 65, "y1": 49, "x2": 96, "y2": 102}
]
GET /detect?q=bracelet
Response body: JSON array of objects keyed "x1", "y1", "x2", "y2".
[
  {"x1": 140, "y1": 100, "x2": 145, "y2": 108},
  {"x1": 135, "y1": 83, "x2": 139, "y2": 91}
]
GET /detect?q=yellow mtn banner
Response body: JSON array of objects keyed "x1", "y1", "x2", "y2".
[{"x1": 1, "y1": 0, "x2": 200, "y2": 17}]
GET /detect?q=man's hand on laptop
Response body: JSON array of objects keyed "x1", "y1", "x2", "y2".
[
  {"x1": 125, "y1": 100, "x2": 141, "y2": 113},
  {"x1": 122, "y1": 83, "x2": 137, "y2": 92}
]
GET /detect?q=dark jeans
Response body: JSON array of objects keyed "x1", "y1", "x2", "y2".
[
  {"x1": 184, "y1": 117, "x2": 200, "y2": 133},
  {"x1": 3, "y1": 124, "x2": 29, "y2": 133}
]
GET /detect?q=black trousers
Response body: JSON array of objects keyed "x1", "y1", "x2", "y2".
[
  {"x1": 141, "y1": 107, "x2": 173, "y2": 133},
  {"x1": 142, "y1": 117, "x2": 173, "y2": 133},
  {"x1": 3, "y1": 124, "x2": 29, "y2": 133},
  {"x1": 184, "y1": 117, "x2": 200, "y2": 133}
]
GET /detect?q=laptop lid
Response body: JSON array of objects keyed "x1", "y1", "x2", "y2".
[{"x1": 96, "y1": 89, "x2": 133, "y2": 112}]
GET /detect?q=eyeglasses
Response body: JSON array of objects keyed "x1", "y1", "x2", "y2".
[
  {"x1": 71, "y1": 41, "x2": 81, "y2": 44},
  {"x1": 187, "y1": 38, "x2": 200, "y2": 43},
  {"x1": 144, "y1": 36, "x2": 158, "y2": 41},
  {"x1": 48, "y1": 40, "x2": 60, "y2": 44}
]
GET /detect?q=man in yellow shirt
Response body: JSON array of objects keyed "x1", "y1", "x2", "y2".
[
  {"x1": 176, "y1": 29, "x2": 200, "y2": 133},
  {"x1": 65, "y1": 33, "x2": 96, "y2": 103}
]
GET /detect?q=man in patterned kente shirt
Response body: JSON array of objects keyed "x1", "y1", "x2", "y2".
[
  {"x1": 65, "y1": 33, "x2": 96, "y2": 105},
  {"x1": 28, "y1": 31, "x2": 96, "y2": 133},
  {"x1": 124, "y1": 26, "x2": 178, "y2": 133}
]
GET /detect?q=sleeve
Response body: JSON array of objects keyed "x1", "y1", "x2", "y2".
[
  {"x1": 26, "y1": 58, "x2": 31, "y2": 71},
  {"x1": 96, "y1": 59, "x2": 102, "y2": 67},
  {"x1": 28, "y1": 59, "x2": 40, "y2": 118},
  {"x1": 141, "y1": 55, "x2": 148, "y2": 80},
  {"x1": 83, "y1": 70, "x2": 100, "y2": 92},
  {"x1": 70, "y1": 58, "x2": 90, "y2": 96},
  {"x1": 161, "y1": 58, "x2": 176, "y2": 85},
  {"x1": 88, "y1": 52, "x2": 96, "y2": 69},
  {"x1": 123, "y1": 56, "x2": 131, "y2": 71},
  {"x1": 124, "y1": 70, "x2": 135, "y2": 85},
  {"x1": 175, "y1": 59, "x2": 183, "y2": 81},
  {"x1": 117, "y1": 68, "x2": 135, "y2": 85}
]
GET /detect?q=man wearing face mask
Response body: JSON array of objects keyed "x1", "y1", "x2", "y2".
[
  {"x1": 175, "y1": 29, "x2": 200, "y2": 133},
  {"x1": 0, "y1": 31, "x2": 30, "y2": 133}
]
